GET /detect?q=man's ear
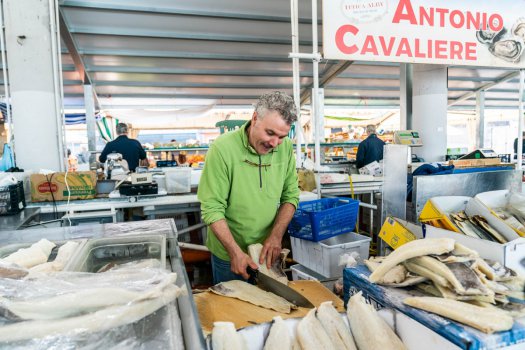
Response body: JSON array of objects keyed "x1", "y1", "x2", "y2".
[{"x1": 251, "y1": 111, "x2": 258, "y2": 124}]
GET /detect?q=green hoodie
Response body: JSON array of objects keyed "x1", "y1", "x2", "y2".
[{"x1": 197, "y1": 121, "x2": 300, "y2": 261}]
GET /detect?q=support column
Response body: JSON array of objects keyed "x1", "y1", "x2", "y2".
[
  {"x1": 84, "y1": 84, "x2": 96, "y2": 168},
  {"x1": 412, "y1": 65, "x2": 448, "y2": 162},
  {"x1": 475, "y1": 91, "x2": 485, "y2": 149},
  {"x1": 400, "y1": 64, "x2": 413, "y2": 130},
  {"x1": 4, "y1": 0, "x2": 64, "y2": 171}
]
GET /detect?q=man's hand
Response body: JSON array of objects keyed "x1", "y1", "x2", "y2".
[
  {"x1": 230, "y1": 251, "x2": 258, "y2": 280},
  {"x1": 260, "y1": 235, "x2": 282, "y2": 269}
]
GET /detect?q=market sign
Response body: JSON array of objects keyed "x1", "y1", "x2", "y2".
[{"x1": 322, "y1": 0, "x2": 525, "y2": 68}]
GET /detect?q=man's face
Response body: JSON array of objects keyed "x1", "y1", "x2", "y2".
[{"x1": 248, "y1": 110, "x2": 291, "y2": 155}]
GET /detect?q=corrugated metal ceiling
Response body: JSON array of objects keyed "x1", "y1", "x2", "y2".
[{"x1": 57, "y1": 0, "x2": 524, "y2": 111}]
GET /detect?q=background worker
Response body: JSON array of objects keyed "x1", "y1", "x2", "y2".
[
  {"x1": 99, "y1": 122, "x2": 149, "y2": 172},
  {"x1": 356, "y1": 124, "x2": 386, "y2": 169},
  {"x1": 198, "y1": 91, "x2": 300, "y2": 284}
]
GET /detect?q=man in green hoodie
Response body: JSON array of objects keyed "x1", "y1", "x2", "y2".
[{"x1": 198, "y1": 91, "x2": 300, "y2": 284}]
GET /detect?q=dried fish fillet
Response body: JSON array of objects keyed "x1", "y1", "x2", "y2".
[
  {"x1": 452, "y1": 242, "x2": 479, "y2": 257},
  {"x1": 263, "y1": 316, "x2": 291, "y2": 350},
  {"x1": 0, "y1": 272, "x2": 178, "y2": 320},
  {"x1": 317, "y1": 301, "x2": 357, "y2": 350},
  {"x1": 212, "y1": 321, "x2": 247, "y2": 350},
  {"x1": 347, "y1": 292, "x2": 406, "y2": 350},
  {"x1": 2, "y1": 239, "x2": 56, "y2": 268},
  {"x1": 404, "y1": 260, "x2": 449, "y2": 287},
  {"x1": 297, "y1": 309, "x2": 334, "y2": 350},
  {"x1": 248, "y1": 243, "x2": 289, "y2": 285},
  {"x1": 0, "y1": 261, "x2": 27, "y2": 279},
  {"x1": 365, "y1": 259, "x2": 426, "y2": 287},
  {"x1": 369, "y1": 238, "x2": 455, "y2": 283},
  {"x1": 29, "y1": 241, "x2": 80, "y2": 274},
  {"x1": 0, "y1": 284, "x2": 180, "y2": 342},
  {"x1": 210, "y1": 280, "x2": 296, "y2": 314},
  {"x1": 404, "y1": 297, "x2": 513, "y2": 333}
]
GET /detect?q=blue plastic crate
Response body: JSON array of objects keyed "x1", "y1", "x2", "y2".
[{"x1": 288, "y1": 197, "x2": 359, "y2": 242}]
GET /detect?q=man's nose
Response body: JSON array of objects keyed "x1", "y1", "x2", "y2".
[{"x1": 269, "y1": 137, "x2": 279, "y2": 147}]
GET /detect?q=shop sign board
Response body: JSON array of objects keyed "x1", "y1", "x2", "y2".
[{"x1": 322, "y1": 0, "x2": 525, "y2": 68}]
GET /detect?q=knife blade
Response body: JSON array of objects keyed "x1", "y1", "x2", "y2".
[{"x1": 247, "y1": 267, "x2": 314, "y2": 308}]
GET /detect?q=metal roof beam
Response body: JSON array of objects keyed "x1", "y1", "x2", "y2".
[
  {"x1": 58, "y1": 9, "x2": 102, "y2": 108},
  {"x1": 88, "y1": 66, "x2": 312, "y2": 77},
  {"x1": 300, "y1": 61, "x2": 354, "y2": 105},
  {"x1": 60, "y1": 0, "x2": 316, "y2": 24},
  {"x1": 95, "y1": 81, "x2": 294, "y2": 89},
  {"x1": 448, "y1": 71, "x2": 519, "y2": 106}
]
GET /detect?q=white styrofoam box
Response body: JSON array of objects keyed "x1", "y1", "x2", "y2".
[
  {"x1": 152, "y1": 174, "x2": 166, "y2": 192},
  {"x1": 428, "y1": 196, "x2": 470, "y2": 214},
  {"x1": 291, "y1": 232, "x2": 371, "y2": 277},
  {"x1": 425, "y1": 225, "x2": 525, "y2": 276},
  {"x1": 466, "y1": 197, "x2": 520, "y2": 242},
  {"x1": 290, "y1": 263, "x2": 327, "y2": 281},
  {"x1": 474, "y1": 189, "x2": 525, "y2": 237},
  {"x1": 190, "y1": 169, "x2": 201, "y2": 186},
  {"x1": 164, "y1": 167, "x2": 191, "y2": 194}
]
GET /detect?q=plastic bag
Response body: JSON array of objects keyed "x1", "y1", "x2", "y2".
[{"x1": 0, "y1": 143, "x2": 14, "y2": 171}]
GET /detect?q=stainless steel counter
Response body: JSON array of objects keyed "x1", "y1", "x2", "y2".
[{"x1": 0, "y1": 207, "x2": 40, "y2": 231}]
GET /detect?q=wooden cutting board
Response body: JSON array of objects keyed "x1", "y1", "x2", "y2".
[{"x1": 195, "y1": 280, "x2": 344, "y2": 335}]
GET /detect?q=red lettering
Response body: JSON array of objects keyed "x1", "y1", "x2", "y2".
[
  {"x1": 450, "y1": 10, "x2": 465, "y2": 29},
  {"x1": 419, "y1": 7, "x2": 434, "y2": 26},
  {"x1": 395, "y1": 38, "x2": 413, "y2": 57},
  {"x1": 482, "y1": 13, "x2": 487, "y2": 30},
  {"x1": 435, "y1": 8, "x2": 449, "y2": 27},
  {"x1": 466, "y1": 11, "x2": 481, "y2": 30},
  {"x1": 361, "y1": 35, "x2": 379, "y2": 55},
  {"x1": 435, "y1": 40, "x2": 448, "y2": 59},
  {"x1": 392, "y1": 0, "x2": 417, "y2": 24},
  {"x1": 335, "y1": 25, "x2": 359, "y2": 54},
  {"x1": 428, "y1": 39, "x2": 433, "y2": 58},
  {"x1": 489, "y1": 14, "x2": 504, "y2": 32},
  {"x1": 465, "y1": 42, "x2": 477, "y2": 60},
  {"x1": 450, "y1": 41, "x2": 463, "y2": 59},
  {"x1": 379, "y1": 36, "x2": 395, "y2": 56},
  {"x1": 414, "y1": 39, "x2": 426, "y2": 58}
]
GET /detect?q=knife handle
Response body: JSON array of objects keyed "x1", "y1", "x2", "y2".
[{"x1": 246, "y1": 266, "x2": 258, "y2": 285}]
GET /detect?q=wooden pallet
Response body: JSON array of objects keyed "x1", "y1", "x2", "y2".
[{"x1": 447, "y1": 158, "x2": 509, "y2": 168}]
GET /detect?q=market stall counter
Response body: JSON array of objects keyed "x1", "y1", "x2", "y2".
[{"x1": 0, "y1": 219, "x2": 205, "y2": 349}]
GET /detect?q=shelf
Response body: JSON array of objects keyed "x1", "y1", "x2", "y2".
[{"x1": 146, "y1": 147, "x2": 209, "y2": 152}]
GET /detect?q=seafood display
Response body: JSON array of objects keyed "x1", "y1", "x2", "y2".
[
  {"x1": 366, "y1": 239, "x2": 525, "y2": 333},
  {"x1": 1, "y1": 239, "x2": 56, "y2": 268},
  {"x1": 210, "y1": 280, "x2": 297, "y2": 314},
  {"x1": 210, "y1": 297, "x2": 405, "y2": 350},
  {"x1": 449, "y1": 211, "x2": 508, "y2": 243}
]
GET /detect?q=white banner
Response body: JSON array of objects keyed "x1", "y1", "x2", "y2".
[{"x1": 322, "y1": 0, "x2": 525, "y2": 68}]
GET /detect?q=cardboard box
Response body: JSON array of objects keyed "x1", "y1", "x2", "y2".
[
  {"x1": 378, "y1": 217, "x2": 422, "y2": 249},
  {"x1": 30, "y1": 172, "x2": 96, "y2": 202}
]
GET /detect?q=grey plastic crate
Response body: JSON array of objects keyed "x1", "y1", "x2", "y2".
[{"x1": 291, "y1": 232, "x2": 371, "y2": 278}]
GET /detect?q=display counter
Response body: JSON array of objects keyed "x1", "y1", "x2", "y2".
[{"x1": 0, "y1": 219, "x2": 205, "y2": 349}]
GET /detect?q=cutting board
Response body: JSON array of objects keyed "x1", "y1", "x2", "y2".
[{"x1": 195, "y1": 280, "x2": 344, "y2": 334}]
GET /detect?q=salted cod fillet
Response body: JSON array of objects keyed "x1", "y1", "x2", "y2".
[
  {"x1": 0, "y1": 284, "x2": 180, "y2": 342},
  {"x1": 316, "y1": 301, "x2": 357, "y2": 350},
  {"x1": 365, "y1": 259, "x2": 427, "y2": 287},
  {"x1": 248, "y1": 243, "x2": 289, "y2": 285},
  {"x1": 210, "y1": 280, "x2": 296, "y2": 314},
  {"x1": 297, "y1": 308, "x2": 334, "y2": 350},
  {"x1": 263, "y1": 316, "x2": 291, "y2": 350},
  {"x1": 369, "y1": 238, "x2": 455, "y2": 283},
  {"x1": 404, "y1": 296, "x2": 513, "y2": 333},
  {"x1": 0, "y1": 272, "x2": 178, "y2": 320},
  {"x1": 29, "y1": 241, "x2": 80, "y2": 274},
  {"x1": 347, "y1": 292, "x2": 406, "y2": 350},
  {"x1": 1, "y1": 239, "x2": 56, "y2": 268},
  {"x1": 212, "y1": 321, "x2": 247, "y2": 350}
]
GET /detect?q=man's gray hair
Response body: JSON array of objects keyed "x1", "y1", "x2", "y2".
[
  {"x1": 116, "y1": 122, "x2": 129, "y2": 135},
  {"x1": 366, "y1": 124, "x2": 377, "y2": 134},
  {"x1": 254, "y1": 91, "x2": 297, "y2": 125}
]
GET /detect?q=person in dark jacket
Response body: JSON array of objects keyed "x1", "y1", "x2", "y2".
[
  {"x1": 99, "y1": 123, "x2": 148, "y2": 172},
  {"x1": 356, "y1": 124, "x2": 386, "y2": 169}
]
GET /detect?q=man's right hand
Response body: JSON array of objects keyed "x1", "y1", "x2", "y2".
[{"x1": 230, "y1": 251, "x2": 259, "y2": 280}]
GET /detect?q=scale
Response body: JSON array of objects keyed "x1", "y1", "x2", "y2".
[
  {"x1": 458, "y1": 149, "x2": 499, "y2": 159},
  {"x1": 394, "y1": 130, "x2": 424, "y2": 163}
]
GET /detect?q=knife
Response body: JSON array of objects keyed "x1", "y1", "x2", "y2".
[{"x1": 247, "y1": 267, "x2": 314, "y2": 308}]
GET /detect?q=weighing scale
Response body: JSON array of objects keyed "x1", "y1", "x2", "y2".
[
  {"x1": 394, "y1": 130, "x2": 424, "y2": 163},
  {"x1": 458, "y1": 149, "x2": 499, "y2": 159}
]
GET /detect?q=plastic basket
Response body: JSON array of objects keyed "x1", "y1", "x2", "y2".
[
  {"x1": 0, "y1": 181, "x2": 25, "y2": 215},
  {"x1": 288, "y1": 197, "x2": 359, "y2": 242}
]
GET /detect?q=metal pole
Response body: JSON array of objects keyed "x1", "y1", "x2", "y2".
[
  {"x1": 290, "y1": 0, "x2": 302, "y2": 167},
  {"x1": 518, "y1": 70, "x2": 524, "y2": 170},
  {"x1": 0, "y1": 0, "x2": 11, "y2": 144},
  {"x1": 311, "y1": 0, "x2": 321, "y2": 199}
]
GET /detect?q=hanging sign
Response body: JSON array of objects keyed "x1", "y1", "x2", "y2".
[{"x1": 322, "y1": 0, "x2": 525, "y2": 68}]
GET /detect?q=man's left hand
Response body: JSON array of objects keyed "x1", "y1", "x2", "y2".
[{"x1": 260, "y1": 235, "x2": 282, "y2": 269}]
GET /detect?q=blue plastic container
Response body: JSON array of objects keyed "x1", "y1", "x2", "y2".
[{"x1": 288, "y1": 197, "x2": 359, "y2": 242}]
